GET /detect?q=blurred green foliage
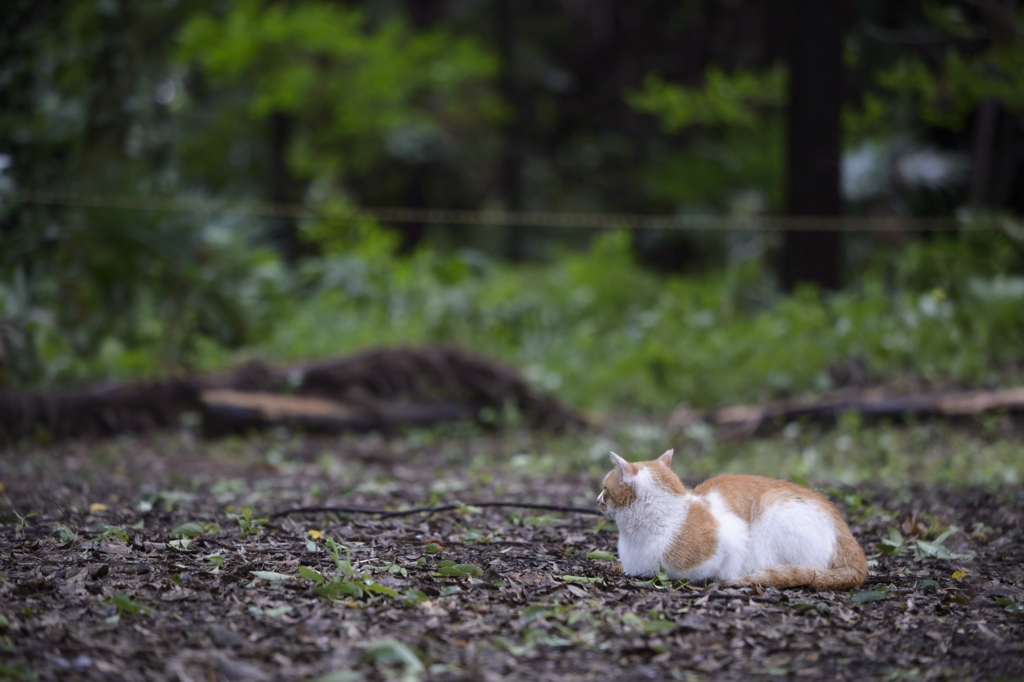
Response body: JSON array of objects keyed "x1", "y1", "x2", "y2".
[
  {"x1": 627, "y1": 65, "x2": 787, "y2": 131},
  {"x1": 876, "y1": 5, "x2": 1024, "y2": 129},
  {"x1": 176, "y1": 1, "x2": 502, "y2": 188},
  {"x1": 6, "y1": 217, "x2": 1023, "y2": 416},
  {"x1": 0, "y1": 0, "x2": 283, "y2": 384},
  {"x1": 0, "y1": 209, "x2": 288, "y2": 385},
  {"x1": 626, "y1": 66, "x2": 787, "y2": 212}
]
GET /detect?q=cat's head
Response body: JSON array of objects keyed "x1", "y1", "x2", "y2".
[{"x1": 597, "y1": 450, "x2": 685, "y2": 515}]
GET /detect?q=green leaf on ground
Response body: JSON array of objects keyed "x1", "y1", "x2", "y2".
[
  {"x1": 250, "y1": 605, "x2": 293, "y2": 617},
  {"x1": 298, "y1": 566, "x2": 325, "y2": 585},
  {"x1": 995, "y1": 597, "x2": 1024, "y2": 614},
  {"x1": 362, "y1": 638, "x2": 424, "y2": 682},
  {"x1": 316, "y1": 672, "x2": 362, "y2": 682},
  {"x1": 437, "y1": 564, "x2": 483, "y2": 578},
  {"x1": 109, "y1": 592, "x2": 153, "y2": 615},
  {"x1": 586, "y1": 550, "x2": 616, "y2": 561},
  {"x1": 642, "y1": 619, "x2": 677, "y2": 633},
  {"x1": 170, "y1": 522, "x2": 205, "y2": 538},
  {"x1": 364, "y1": 582, "x2": 399, "y2": 597},
  {"x1": 404, "y1": 589, "x2": 429, "y2": 604},
  {"x1": 851, "y1": 590, "x2": 887, "y2": 603},
  {"x1": 249, "y1": 571, "x2": 293, "y2": 582},
  {"x1": 313, "y1": 581, "x2": 365, "y2": 599}
]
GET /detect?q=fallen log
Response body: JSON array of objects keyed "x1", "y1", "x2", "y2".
[
  {"x1": 0, "y1": 346, "x2": 587, "y2": 444},
  {"x1": 199, "y1": 390, "x2": 478, "y2": 437},
  {"x1": 668, "y1": 386, "x2": 1024, "y2": 440}
]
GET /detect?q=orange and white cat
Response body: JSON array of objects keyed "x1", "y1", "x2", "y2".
[{"x1": 596, "y1": 450, "x2": 866, "y2": 590}]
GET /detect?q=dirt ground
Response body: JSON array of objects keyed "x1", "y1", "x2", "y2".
[{"x1": 1, "y1": 429, "x2": 1023, "y2": 681}]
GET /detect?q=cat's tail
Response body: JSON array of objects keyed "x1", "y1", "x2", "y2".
[
  {"x1": 728, "y1": 534, "x2": 868, "y2": 591},
  {"x1": 727, "y1": 564, "x2": 865, "y2": 590}
]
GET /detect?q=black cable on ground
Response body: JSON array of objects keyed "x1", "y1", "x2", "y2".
[{"x1": 269, "y1": 501, "x2": 602, "y2": 519}]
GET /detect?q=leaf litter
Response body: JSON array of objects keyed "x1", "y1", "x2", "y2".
[{"x1": 0, "y1": 430, "x2": 1022, "y2": 681}]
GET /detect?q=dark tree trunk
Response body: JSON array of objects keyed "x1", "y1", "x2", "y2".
[
  {"x1": 396, "y1": 165, "x2": 428, "y2": 254},
  {"x1": 781, "y1": 0, "x2": 845, "y2": 292},
  {"x1": 970, "y1": 99, "x2": 999, "y2": 206},
  {"x1": 391, "y1": 0, "x2": 448, "y2": 254},
  {"x1": 495, "y1": 0, "x2": 526, "y2": 259},
  {"x1": 267, "y1": 111, "x2": 310, "y2": 261},
  {"x1": 406, "y1": 0, "x2": 444, "y2": 27}
]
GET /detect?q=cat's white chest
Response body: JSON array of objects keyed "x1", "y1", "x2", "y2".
[
  {"x1": 616, "y1": 524, "x2": 675, "y2": 577},
  {"x1": 616, "y1": 527, "x2": 677, "y2": 578},
  {"x1": 612, "y1": 493, "x2": 694, "y2": 579}
]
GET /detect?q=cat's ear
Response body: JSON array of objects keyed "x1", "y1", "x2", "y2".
[
  {"x1": 657, "y1": 449, "x2": 674, "y2": 467},
  {"x1": 610, "y1": 452, "x2": 637, "y2": 482}
]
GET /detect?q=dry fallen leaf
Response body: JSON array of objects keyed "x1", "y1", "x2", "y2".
[{"x1": 901, "y1": 515, "x2": 928, "y2": 537}]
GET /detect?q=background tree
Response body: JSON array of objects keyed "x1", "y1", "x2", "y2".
[{"x1": 781, "y1": 0, "x2": 847, "y2": 291}]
